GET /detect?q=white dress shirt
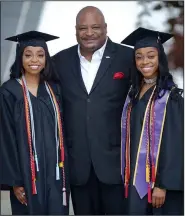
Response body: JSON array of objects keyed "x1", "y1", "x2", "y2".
[{"x1": 78, "y1": 38, "x2": 108, "y2": 94}]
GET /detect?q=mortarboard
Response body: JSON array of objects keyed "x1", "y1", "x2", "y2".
[
  {"x1": 5, "y1": 30, "x2": 59, "y2": 43},
  {"x1": 5, "y1": 31, "x2": 59, "y2": 77},
  {"x1": 5, "y1": 31, "x2": 60, "y2": 57},
  {"x1": 121, "y1": 27, "x2": 173, "y2": 50}
]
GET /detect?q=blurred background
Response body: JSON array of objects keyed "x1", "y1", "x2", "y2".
[{"x1": 1, "y1": 1, "x2": 184, "y2": 215}]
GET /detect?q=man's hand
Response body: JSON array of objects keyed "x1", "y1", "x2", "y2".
[
  {"x1": 152, "y1": 187, "x2": 166, "y2": 208},
  {"x1": 13, "y1": 186, "x2": 27, "y2": 205}
]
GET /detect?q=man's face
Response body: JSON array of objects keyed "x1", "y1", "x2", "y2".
[{"x1": 76, "y1": 11, "x2": 107, "y2": 53}]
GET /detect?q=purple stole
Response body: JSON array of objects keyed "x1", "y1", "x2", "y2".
[{"x1": 121, "y1": 86, "x2": 172, "y2": 199}]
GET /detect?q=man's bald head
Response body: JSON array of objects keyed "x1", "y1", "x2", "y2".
[{"x1": 76, "y1": 6, "x2": 106, "y2": 25}]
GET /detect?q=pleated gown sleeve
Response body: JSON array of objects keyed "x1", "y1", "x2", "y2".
[
  {"x1": 0, "y1": 88, "x2": 23, "y2": 187},
  {"x1": 155, "y1": 90, "x2": 184, "y2": 191}
]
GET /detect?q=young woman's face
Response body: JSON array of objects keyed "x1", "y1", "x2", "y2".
[
  {"x1": 22, "y1": 46, "x2": 46, "y2": 75},
  {"x1": 135, "y1": 47, "x2": 159, "y2": 79}
]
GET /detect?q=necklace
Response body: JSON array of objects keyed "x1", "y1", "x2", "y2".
[{"x1": 143, "y1": 77, "x2": 157, "y2": 84}]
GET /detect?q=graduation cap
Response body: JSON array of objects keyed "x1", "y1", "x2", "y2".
[
  {"x1": 5, "y1": 31, "x2": 60, "y2": 61},
  {"x1": 121, "y1": 27, "x2": 173, "y2": 50},
  {"x1": 5, "y1": 31, "x2": 59, "y2": 77},
  {"x1": 5, "y1": 30, "x2": 59, "y2": 43}
]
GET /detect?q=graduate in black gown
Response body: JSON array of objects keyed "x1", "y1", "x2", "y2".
[
  {"x1": 0, "y1": 31, "x2": 69, "y2": 215},
  {"x1": 120, "y1": 28, "x2": 184, "y2": 215}
]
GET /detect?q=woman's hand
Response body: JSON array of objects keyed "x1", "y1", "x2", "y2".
[
  {"x1": 152, "y1": 187, "x2": 166, "y2": 208},
  {"x1": 13, "y1": 186, "x2": 27, "y2": 205}
]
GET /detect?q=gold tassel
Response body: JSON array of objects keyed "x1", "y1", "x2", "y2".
[
  {"x1": 59, "y1": 162, "x2": 63, "y2": 168},
  {"x1": 146, "y1": 164, "x2": 150, "y2": 182}
]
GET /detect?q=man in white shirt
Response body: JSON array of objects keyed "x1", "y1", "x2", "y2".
[
  {"x1": 77, "y1": 37, "x2": 108, "y2": 94},
  {"x1": 53, "y1": 6, "x2": 133, "y2": 215}
]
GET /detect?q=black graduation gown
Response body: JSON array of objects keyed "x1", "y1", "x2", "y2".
[
  {"x1": 0, "y1": 79, "x2": 69, "y2": 215},
  {"x1": 126, "y1": 87, "x2": 184, "y2": 215}
]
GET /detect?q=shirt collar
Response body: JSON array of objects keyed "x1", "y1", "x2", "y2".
[{"x1": 78, "y1": 37, "x2": 108, "y2": 60}]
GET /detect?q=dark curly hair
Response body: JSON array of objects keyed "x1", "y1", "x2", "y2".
[
  {"x1": 10, "y1": 42, "x2": 59, "y2": 82},
  {"x1": 129, "y1": 42, "x2": 182, "y2": 104}
]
